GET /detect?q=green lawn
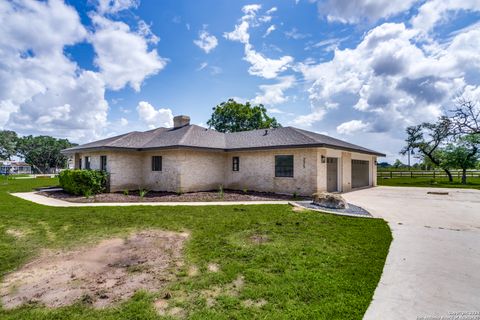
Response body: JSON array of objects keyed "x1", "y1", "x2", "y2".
[
  {"x1": 0, "y1": 178, "x2": 391, "y2": 320},
  {"x1": 378, "y1": 176, "x2": 480, "y2": 189}
]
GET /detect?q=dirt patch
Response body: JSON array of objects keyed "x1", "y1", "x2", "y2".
[
  {"x1": 207, "y1": 263, "x2": 220, "y2": 273},
  {"x1": 242, "y1": 298, "x2": 267, "y2": 308},
  {"x1": 38, "y1": 189, "x2": 309, "y2": 203},
  {"x1": 0, "y1": 230, "x2": 188, "y2": 309},
  {"x1": 5, "y1": 229, "x2": 26, "y2": 239},
  {"x1": 249, "y1": 234, "x2": 270, "y2": 244}
]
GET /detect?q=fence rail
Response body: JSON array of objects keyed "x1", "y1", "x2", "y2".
[{"x1": 377, "y1": 170, "x2": 480, "y2": 179}]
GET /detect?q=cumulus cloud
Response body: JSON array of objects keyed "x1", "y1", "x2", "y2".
[
  {"x1": 296, "y1": 21, "x2": 480, "y2": 141},
  {"x1": 96, "y1": 0, "x2": 139, "y2": 14},
  {"x1": 253, "y1": 76, "x2": 296, "y2": 105},
  {"x1": 292, "y1": 110, "x2": 326, "y2": 127},
  {"x1": 336, "y1": 120, "x2": 369, "y2": 135},
  {"x1": 136, "y1": 101, "x2": 173, "y2": 129},
  {"x1": 90, "y1": 14, "x2": 168, "y2": 92},
  {"x1": 224, "y1": 4, "x2": 293, "y2": 79},
  {"x1": 0, "y1": 0, "x2": 109, "y2": 141},
  {"x1": 193, "y1": 28, "x2": 218, "y2": 53},
  {"x1": 412, "y1": 0, "x2": 480, "y2": 33},
  {"x1": 317, "y1": 0, "x2": 420, "y2": 23}
]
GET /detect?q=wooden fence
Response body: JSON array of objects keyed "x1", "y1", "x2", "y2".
[{"x1": 377, "y1": 170, "x2": 480, "y2": 179}]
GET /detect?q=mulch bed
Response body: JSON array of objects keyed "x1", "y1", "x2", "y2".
[{"x1": 38, "y1": 189, "x2": 309, "y2": 203}]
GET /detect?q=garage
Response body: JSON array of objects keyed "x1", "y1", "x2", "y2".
[{"x1": 352, "y1": 160, "x2": 370, "y2": 188}]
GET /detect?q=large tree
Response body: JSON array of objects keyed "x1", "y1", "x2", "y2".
[
  {"x1": 0, "y1": 130, "x2": 19, "y2": 160},
  {"x1": 440, "y1": 135, "x2": 479, "y2": 184},
  {"x1": 402, "y1": 118, "x2": 454, "y2": 181},
  {"x1": 207, "y1": 99, "x2": 280, "y2": 133},
  {"x1": 450, "y1": 97, "x2": 480, "y2": 135},
  {"x1": 16, "y1": 135, "x2": 76, "y2": 173}
]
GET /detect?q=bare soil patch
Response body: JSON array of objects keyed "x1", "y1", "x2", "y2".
[
  {"x1": 0, "y1": 230, "x2": 188, "y2": 309},
  {"x1": 249, "y1": 234, "x2": 270, "y2": 244},
  {"x1": 38, "y1": 189, "x2": 308, "y2": 203}
]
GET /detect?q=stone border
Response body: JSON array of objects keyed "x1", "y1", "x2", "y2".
[
  {"x1": 10, "y1": 192, "x2": 290, "y2": 207},
  {"x1": 289, "y1": 201, "x2": 374, "y2": 218}
]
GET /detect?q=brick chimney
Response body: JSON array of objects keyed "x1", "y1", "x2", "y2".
[{"x1": 173, "y1": 115, "x2": 190, "y2": 128}]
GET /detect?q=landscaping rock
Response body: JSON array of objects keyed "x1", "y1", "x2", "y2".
[{"x1": 312, "y1": 192, "x2": 349, "y2": 209}]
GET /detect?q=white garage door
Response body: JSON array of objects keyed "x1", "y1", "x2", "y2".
[{"x1": 352, "y1": 160, "x2": 369, "y2": 188}]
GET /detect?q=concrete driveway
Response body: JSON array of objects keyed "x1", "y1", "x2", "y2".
[{"x1": 343, "y1": 186, "x2": 480, "y2": 320}]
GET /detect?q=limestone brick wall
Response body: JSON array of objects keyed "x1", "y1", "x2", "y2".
[{"x1": 224, "y1": 148, "x2": 318, "y2": 196}]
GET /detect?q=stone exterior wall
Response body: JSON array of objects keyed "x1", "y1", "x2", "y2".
[
  {"x1": 224, "y1": 148, "x2": 318, "y2": 196},
  {"x1": 74, "y1": 147, "x2": 378, "y2": 194}
]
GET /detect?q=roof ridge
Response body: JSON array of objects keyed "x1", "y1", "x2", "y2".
[
  {"x1": 287, "y1": 127, "x2": 320, "y2": 143},
  {"x1": 106, "y1": 131, "x2": 139, "y2": 146},
  {"x1": 178, "y1": 125, "x2": 195, "y2": 145}
]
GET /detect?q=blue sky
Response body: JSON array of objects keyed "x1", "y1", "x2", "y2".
[{"x1": 1, "y1": 0, "x2": 480, "y2": 162}]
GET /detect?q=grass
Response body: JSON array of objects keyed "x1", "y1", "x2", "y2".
[
  {"x1": 378, "y1": 176, "x2": 480, "y2": 189},
  {"x1": 0, "y1": 178, "x2": 392, "y2": 320}
]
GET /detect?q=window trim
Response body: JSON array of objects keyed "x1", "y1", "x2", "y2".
[
  {"x1": 84, "y1": 156, "x2": 91, "y2": 170},
  {"x1": 100, "y1": 155, "x2": 107, "y2": 171},
  {"x1": 152, "y1": 156, "x2": 162, "y2": 171},
  {"x1": 275, "y1": 155, "x2": 294, "y2": 178},
  {"x1": 232, "y1": 156, "x2": 239, "y2": 171}
]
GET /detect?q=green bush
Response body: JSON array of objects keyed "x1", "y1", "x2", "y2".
[{"x1": 59, "y1": 169, "x2": 107, "y2": 196}]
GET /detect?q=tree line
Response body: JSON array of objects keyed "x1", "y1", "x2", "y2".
[
  {"x1": 402, "y1": 98, "x2": 480, "y2": 184},
  {"x1": 0, "y1": 131, "x2": 76, "y2": 174}
]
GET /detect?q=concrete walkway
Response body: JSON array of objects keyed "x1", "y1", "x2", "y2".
[
  {"x1": 10, "y1": 192, "x2": 289, "y2": 207},
  {"x1": 343, "y1": 186, "x2": 480, "y2": 320}
]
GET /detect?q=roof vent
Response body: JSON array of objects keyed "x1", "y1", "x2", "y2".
[
  {"x1": 173, "y1": 115, "x2": 190, "y2": 128},
  {"x1": 264, "y1": 129, "x2": 268, "y2": 136}
]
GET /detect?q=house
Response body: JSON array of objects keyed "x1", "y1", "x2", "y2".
[
  {"x1": 0, "y1": 161, "x2": 32, "y2": 175},
  {"x1": 62, "y1": 115, "x2": 385, "y2": 195}
]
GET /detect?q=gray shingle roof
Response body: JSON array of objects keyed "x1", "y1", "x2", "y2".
[{"x1": 62, "y1": 125, "x2": 385, "y2": 156}]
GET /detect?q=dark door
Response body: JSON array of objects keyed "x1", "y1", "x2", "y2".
[
  {"x1": 327, "y1": 157, "x2": 338, "y2": 192},
  {"x1": 352, "y1": 160, "x2": 369, "y2": 188}
]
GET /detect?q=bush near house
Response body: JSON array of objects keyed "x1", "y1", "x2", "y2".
[{"x1": 59, "y1": 169, "x2": 107, "y2": 196}]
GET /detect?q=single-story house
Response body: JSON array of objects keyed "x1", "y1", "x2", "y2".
[
  {"x1": 0, "y1": 161, "x2": 32, "y2": 175},
  {"x1": 62, "y1": 115, "x2": 385, "y2": 195}
]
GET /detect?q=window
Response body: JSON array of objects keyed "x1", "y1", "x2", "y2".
[
  {"x1": 85, "y1": 156, "x2": 91, "y2": 170},
  {"x1": 232, "y1": 157, "x2": 239, "y2": 171},
  {"x1": 275, "y1": 155, "x2": 294, "y2": 177},
  {"x1": 100, "y1": 155, "x2": 107, "y2": 171},
  {"x1": 152, "y1": 156, "x2": 162, "y2": 171},
  {"x1": 78, "y1": 158, "x2": 82, "y2": 170}
]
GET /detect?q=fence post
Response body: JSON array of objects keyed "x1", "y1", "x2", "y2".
[
  {"x1": 433, "y1": 170, "x2": 435, "y2": 179},
  {"x1": 411, "y1": 171, "x2": 413, "y2": 178},
  {"x1": 390, "y1": 171, "x2": 393, "y2": 179}
]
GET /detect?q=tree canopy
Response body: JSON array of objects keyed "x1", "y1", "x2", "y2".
[
  {"x1": 207, "y1": 99, "x2": 280, "y2": 133},
  {"x1": 0, "y1": 130, "x2": 18, "y2": 160}
]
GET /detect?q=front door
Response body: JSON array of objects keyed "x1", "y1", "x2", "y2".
[{"x1": 327, "y1": 157, "x2": 338, "y2": 192}]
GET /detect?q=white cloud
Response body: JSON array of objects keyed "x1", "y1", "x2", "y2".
[
  {"x1": 120, "y1": 117, "x2": 129, "y2": 126},
  {"x1": 90, "y1": 14, "x2": 168, "y2": 91},
  {"x1": 266, "y1": 7, "x2": 277, "y2": 14},
  {"x1": 136, "y1": 101, "x2": 173, "y2": 129},
  {"x1": 96, "y1": 0, "x2": 139, "y2": 14},
  {"x1": 285, "y1": 28, "x2": 310, "y2": 40},
  {"x1": 297, "y1": 21, "x2": 480, "y2": 136},
  {"x1": 264, "y1": 25, "x2": 276, "y2": 37},
  {"x1": 317, "y1": 0, "x2": 419, "y2": 23},
  {"x1": 253, "y1": 76, "x2": 296, "y2": 105},
  {"x1": 197, "y1": 62, "x2": 208, "y2": 71},
  {"x1": 193, "y1": 28, "x2": 218, "y2": 53},
  {"x1": 412, "y1": 0, "x2": 480, "y2": 33},
  {"x1": 225, "y1": 4, "x2": 293, "y2": 79},
  {"x1": 0, "y1": 0, "x2": 108, "y2": 141},
  {"x1": 336, "y1": 120, "x2": 369, "y2": 135},
  {"x1": 137, "y1": 20, "x2": 160, "y2": 44},
  {"x1": 292, "y1": 110, "x2": 326, "y2": 127},
  {"x1": 267, "y1": 108, "x2": 285, "y2": 114}
]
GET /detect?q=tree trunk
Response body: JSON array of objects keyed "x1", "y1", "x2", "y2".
[
  {"x1": 443, "y1": 168, "x2": 453, "y2": 182},
  {"x1": 462, "y1": 168, "x2": 467, "y2": 185}
]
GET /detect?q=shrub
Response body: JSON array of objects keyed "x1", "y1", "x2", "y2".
[
  {"x1": 59, "y1": 169, "x2": 107, "y2": 196},
  {"x1": 123, "y1": 189, "x2": 129, "y2": 196},
  {"x1": 139, "y1": 188, "x2": 148, "y2": 198}
]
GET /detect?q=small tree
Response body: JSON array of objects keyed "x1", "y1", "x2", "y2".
[
  {"x1": 16, "y1": 135, "x2": 76, "y2": 173},
  {"x1": 392, "y1": 159, "x2": 404, "y2": 168},
  {"x1": 207, "y1": 99, "x2": 280, "y2": 133},
  {"x1": 0, "y1": 130, "x2": 18, "y2": 160},
  {"x1": 440, "y1": 135, "x2": 479, "y2": 184},
  {"x1": 402, "y1": 118, "x2": 454, "y2": 181}
]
